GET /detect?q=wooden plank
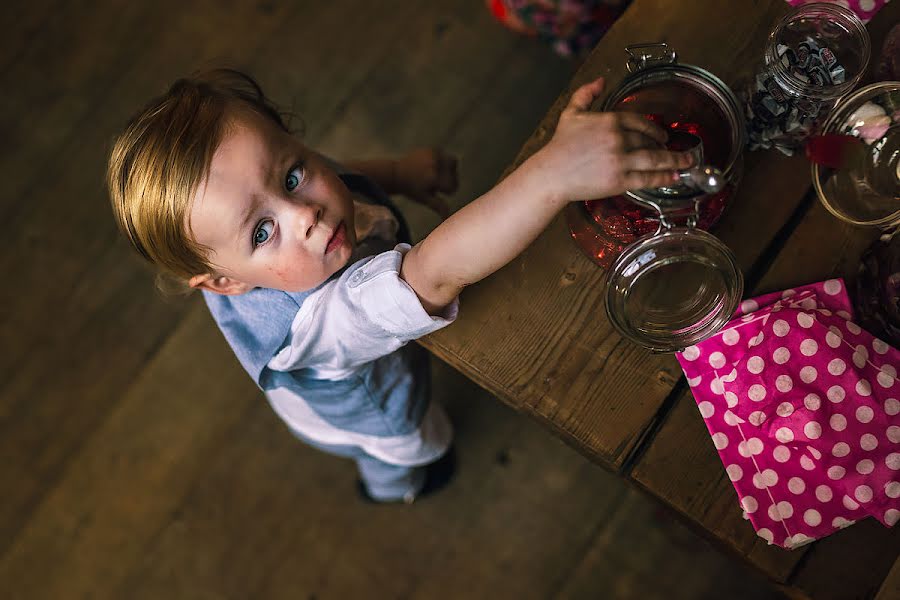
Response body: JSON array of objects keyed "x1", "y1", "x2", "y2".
[
  {"x1": 791, "y1": 518, "x2": 900, "y2": 600},
  {"x1": 553, "y1": 483, "x2": 785, "y2": 600},
  {"x1": 0, "y1": 0, "x2": 379, "y2": 562},
  {"x1": 0, "y1": 0, "x2": 176, "y2": 225},
  {"x1": 875, "y1": 556, "x2": 900, "y2": 600},
  {"x1": 112, "y1": 358, "x2": 632, "y2": 600},
  {"x1": 418, "y1": 0, "x2": 812, "y2": 472},
  {"x1": 0, "y1": 0, "x2": 63, "y2": 75},
  {"x1": 0, "y1": 303, "x2": 261, "y2": 599},
  {"x1": 629, "y1": 387, "x2": 803, "y2": 582}
]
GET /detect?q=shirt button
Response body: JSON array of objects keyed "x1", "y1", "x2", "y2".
[{"x1": 349, "y1": 271, "x2": 365, "y2": 285}]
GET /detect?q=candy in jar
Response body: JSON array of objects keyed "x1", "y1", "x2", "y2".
[{"x1": 744, "y1": 2, "x2": 870, "y2": 155}]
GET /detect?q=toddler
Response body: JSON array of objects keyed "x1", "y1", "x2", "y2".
[{"x1": 107, "y1": 68, "x2": 689, "y2": 503}]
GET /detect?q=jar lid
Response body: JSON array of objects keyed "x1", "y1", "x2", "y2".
[{"x1": 605, "y1": 228, "x2": 743, "y2": 352}]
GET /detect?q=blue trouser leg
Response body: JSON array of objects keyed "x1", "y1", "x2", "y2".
[{"x1": 289, "y1": 430, "x2": 426, "y2": 502}]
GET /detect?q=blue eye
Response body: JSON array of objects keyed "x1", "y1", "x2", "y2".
[
  {"x1": 285, "y1": 164, "x2": 305, "y2": 191},
  {"x1": 253, "y1": 220, "x2": 274, "y2": 247}
]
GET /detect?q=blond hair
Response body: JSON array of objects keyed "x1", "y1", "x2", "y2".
[{"x1": 106, "y1": 68, "x2": 292, "y2": 292}]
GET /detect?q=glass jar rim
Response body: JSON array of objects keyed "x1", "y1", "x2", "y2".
[
  {"x1": 766, "y1": 2, "x2": 871, "y2": 102},
  {"x1": 604, "y1": 228, "x2": 743, "y2": 352}
]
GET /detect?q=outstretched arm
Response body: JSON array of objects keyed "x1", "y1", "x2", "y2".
[{"x1": 399, "y1": 78, "x2": 692, "y2": 314}]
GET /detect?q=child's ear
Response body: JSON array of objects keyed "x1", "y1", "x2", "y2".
[{"x1": 188, "y1": 273, "x2": 253, "y2": 295}]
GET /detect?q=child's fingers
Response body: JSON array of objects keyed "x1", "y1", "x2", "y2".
[
  {"x1": 622, "y1": 170, "x2": 682, "y2": 191},
  {"x1": 625, "y1": 148, "x2": 694, "y2": 172},
  {"x1": 622, "y1": 132, "x2": 665, "y2": 151},
  {"x1": 566, "y1": 77, "x2": 605, "y2": 112},
  {"x1": 616, "y1": 111, "x2": 669, "y2": 146}
]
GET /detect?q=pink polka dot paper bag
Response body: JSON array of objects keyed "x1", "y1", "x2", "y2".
[
  {"x1": 676, "y1": 279, "x2": 899, "y2": 549},
  {"x1": 784, "y1": 0, "x2": 888, "y2": 24}
]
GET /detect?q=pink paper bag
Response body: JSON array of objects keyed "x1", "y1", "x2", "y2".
[
  {"x1": 785, "y1": 0, "x2": 888, "y2": 23},
  {"x1": 676, "y1": 279, "x2": 899, "y2": 549}
]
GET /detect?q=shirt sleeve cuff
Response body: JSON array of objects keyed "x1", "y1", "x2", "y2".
[{"x1": 351, "y1": 244, "x2": 459, "y2": 340}]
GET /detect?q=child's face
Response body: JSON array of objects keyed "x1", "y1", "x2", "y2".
[{"x1": 189, "y1": 106, "x2": 356, "y2": 294}]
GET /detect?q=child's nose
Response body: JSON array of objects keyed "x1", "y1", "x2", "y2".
[{"x1": 289, "y1": 202, "x2": 321, "y2": 239}]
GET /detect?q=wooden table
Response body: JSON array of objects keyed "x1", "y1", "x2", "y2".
[{"x1": 418, "y1": 1, "x2": 900, "y2": 598}]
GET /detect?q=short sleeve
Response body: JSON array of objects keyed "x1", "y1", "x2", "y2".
[{"x1": 268, "y1": 243, "x2": 458, "y2": 376}]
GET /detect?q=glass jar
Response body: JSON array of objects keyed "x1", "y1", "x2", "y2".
[
  {"x1": 857, "y1": 230, "x2": 900, "y2": 347},
  {"x1": 565, "y1": 43, "x2": 745, "y2": 352},
  {"x1": 811, "y1": 81, "x2": 900, "y2": 346},
  {"x1": 745, "y1": 2, "x2": 870, "y2": 155}
]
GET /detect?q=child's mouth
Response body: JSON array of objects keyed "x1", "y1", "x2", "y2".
[{"x1": 325, "y1": 221, "x2": 346, "y2": 254}]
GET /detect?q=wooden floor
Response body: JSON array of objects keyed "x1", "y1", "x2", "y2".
[{"x1": 1, "y1": 1, "x2": 784, "y2": 598}]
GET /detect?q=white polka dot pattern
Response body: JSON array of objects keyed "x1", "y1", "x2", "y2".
[
  {"x1": 773, "y1": 347, "x2": 791, "y2": 364},
  {"x1": 800, "y1": 366, "x2": 817, "y2": 383},
  {"x1": 860, "y1": 434, "x2": 878, "y2": 451},
  {"x1": 815, "y1": 485, "x2": 832, "y2": 502},
  {"x1": 827, "y1": 385, "x2": 845, "y2": 404},
  {"x1": 858, "y1": 0, "x2": 876, "y2": 15},
  {"x1": 798, "y1": 313, "x2": 815, "y2": 329},
  {"x1": 804, "y1": 509, "x2": 821, "y2": 526},
  {"x1": 748, "y1": 385, "x2": 766, "y2": 402},
  {"x1": 773, "y1": 320, "x2": 790, "y2": 337},
  {"x1": 804, "y1": 394, "x2": 821, "y2": 410},
  {"x1": 747, "y1": 356, "x2": 764, "y2": 374},
  {"x1": 773, "y1": 445, "x2": 791, "y2": 463}
]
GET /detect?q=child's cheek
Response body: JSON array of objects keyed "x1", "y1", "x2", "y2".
[{"x1": 267, "y1": 266, "x2": 293, "y2": 288}]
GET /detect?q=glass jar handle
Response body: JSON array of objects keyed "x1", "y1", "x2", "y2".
[
  {"x1": 646, "y1": 199, "x2": 701, "y2": 234},
  {"x1": 626, "y1": 43, "x2": 677, "y2": 73}
]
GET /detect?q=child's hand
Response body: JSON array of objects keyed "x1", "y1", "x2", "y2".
[
  {"x1": 396, "y1": 148, "x2": 459, "y2": 218},
  {"x1": 537, "y1": 77, "x2": 693, "y2": 202}
]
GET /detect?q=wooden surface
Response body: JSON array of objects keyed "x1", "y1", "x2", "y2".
[
  {"x1": 875, "y1": 555, "x2": 900, "y2": 600},
  {"x1": 417, "y1": 0, "x2": 900, "y2": 598},
  {"x1": 0, "y1": 1, "x2": 786, "y2": 599}
]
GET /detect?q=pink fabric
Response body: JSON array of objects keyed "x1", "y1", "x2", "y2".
[
  {"x1": 676, "y1": 279, "x2": 899, "y2": 549},
  {"x1": 784, "y1": 0, "x2": 888, "y2": 23}
]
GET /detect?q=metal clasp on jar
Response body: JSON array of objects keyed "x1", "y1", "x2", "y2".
[
  {"x1": 657, "y1": 200, "x2": 701, "y2": 233},
  {"x1": 625, "y1": 42, "x2": 677, "y2": 73}
]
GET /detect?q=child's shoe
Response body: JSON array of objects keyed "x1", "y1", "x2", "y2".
[{"x1": 356, "y1": 447, "x2": 457, "y2": 504}]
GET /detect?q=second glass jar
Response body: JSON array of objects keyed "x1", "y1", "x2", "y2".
[{"x1": 744, "y1": 2, "x2": 871, "y2": 155}]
